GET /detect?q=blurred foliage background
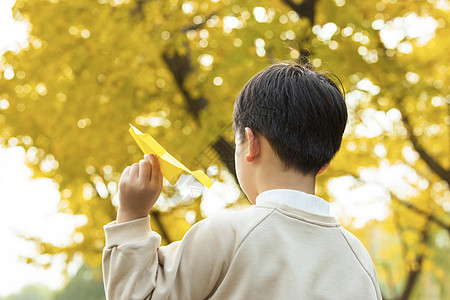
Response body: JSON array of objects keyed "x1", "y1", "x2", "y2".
[{"x1": 0, "y1": 0, "x2": 449, "y2": 299}]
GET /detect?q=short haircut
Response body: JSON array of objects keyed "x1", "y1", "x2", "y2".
[{"x1": 232, "y1": 62, "x2": 348, "y2": 175}]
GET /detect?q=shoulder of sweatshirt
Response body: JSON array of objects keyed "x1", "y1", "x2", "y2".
[
  {"x1": 337, "y1": 226, "x2": 381, "y2": 297},
  {"x1": 337, "y1": 226, "x2": 377, "y2": 274},
  {"x1": 188, "y1": 205, "x2": 276, "y2": 253}
]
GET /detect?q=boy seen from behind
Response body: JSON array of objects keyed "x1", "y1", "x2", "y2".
[{"x1": 102, "y1": 62, "x2": 382, "y2": 300}]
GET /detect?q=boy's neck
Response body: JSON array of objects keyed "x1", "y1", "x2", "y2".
[
  {"x1": 258, "y1": 172, "x2": 315, "y2": 195},
  {"x1": 250, "y1": 167, "x2": 316, "y2": 204}
]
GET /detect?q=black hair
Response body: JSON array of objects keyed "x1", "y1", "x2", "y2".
[{"x1": 232, "y1": 61, "x2": 348, "y2": 175}]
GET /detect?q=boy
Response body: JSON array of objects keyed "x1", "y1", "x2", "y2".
[{"x1": 102, "y1": 62, "x2": 382, "y2": 299}]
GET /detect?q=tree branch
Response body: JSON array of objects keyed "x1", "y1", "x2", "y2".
[
  {"x1": 161, "y1": 23, "x2": 239, "y2": 180},
  {"x1": 399, "y1": 219, "x2": 431, "y2": 300},
  {"x1": 400, "y1": 111, "x2": 450, "y2": 185},
  {"x1": 347, "y1": 172, "x2": 450, "y2": 234},
  {"x1": 162, "y1": 49, "x2": 208, "y2": 122},
  {"x1": 394, "y1": 197, "x2": 450, "y2": 234},
  {"x1": 280, "y1": 0, "x2": 316, "y2": 24},
  {"x1": 150, "y1": 210, "x2": 172, "y2": 244},
  {"x1": 212, "y1": 136, "x2": 237, "y2": 178},
  {"x1": 130, "y1": 0, "x2": 150, "y2": 17}
]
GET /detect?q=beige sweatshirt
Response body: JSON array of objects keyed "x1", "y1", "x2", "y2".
[{"x1": 103, "y1": 189, "x2": 382, "y2": 300}]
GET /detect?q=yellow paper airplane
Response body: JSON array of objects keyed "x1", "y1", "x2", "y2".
[{"x1": 129, "y1": 124, "x2": 213, "y2": 188}]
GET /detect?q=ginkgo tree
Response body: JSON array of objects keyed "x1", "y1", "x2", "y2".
[{"x1": 0, "y1": 0, "x2": 449, "y2": 298}]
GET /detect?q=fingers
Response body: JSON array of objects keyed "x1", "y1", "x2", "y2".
[
  {"x1": 125, "y1": 154, "x2": 161, "y2": 184},
  {"x1": 123, "y1": 165, "x2": 130, "y2": 176},
  {"x1": 119, "y1": 166, "x2": 131, "y2": 185},
  {"x1": 153, "y1": 154, "x2": 161, "y2": 184},
  {"x1": 158, "y1": 161, "x2": 163, "y2": 185},
  {"x1": 139, "y1": 158, "x2": 151, "y2": 181},
  {"x1": 145, "y1": 154, "x2": 161, "y2": 184},
  {"x1": 130, "y1": 162, "x2": 139, "y2": 178}
]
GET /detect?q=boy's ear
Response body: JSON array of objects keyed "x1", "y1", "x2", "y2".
[
  {"x1": 317, "y1": 162, "x2": 330, "y2": 175},
  {"x1": 244, "y1": 127, "x2": 260, "y2": 162}
]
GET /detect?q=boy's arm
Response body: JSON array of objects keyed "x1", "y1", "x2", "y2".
[
  {"x1": 102, "y1": 154, "x2": 230, "y2": 299},
  {"x1": 102, "y1": 216, "x2": 160, "y2": 300},
  {"x1": 103, "y1": 214, "x2": 232, "y2": 300}
]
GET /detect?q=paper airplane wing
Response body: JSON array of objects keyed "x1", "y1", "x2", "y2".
[{"x1": 129, "y1": 124, "x2": 213, "y2": 188}]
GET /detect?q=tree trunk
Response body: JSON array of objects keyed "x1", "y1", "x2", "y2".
[{"x1": 399, "y1": 220, "x2": 431, "y2": 300}]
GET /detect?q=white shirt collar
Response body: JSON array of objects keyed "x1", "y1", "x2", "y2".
[{"x1": 255, "y1": 189, "x2": 330, "y2": 216}]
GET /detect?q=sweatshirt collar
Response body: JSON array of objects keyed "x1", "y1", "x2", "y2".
[{"x1": 255, "y1": 189, "x2": 330, "y2": 216}]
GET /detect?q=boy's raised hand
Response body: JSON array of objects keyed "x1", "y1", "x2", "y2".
[{"x1": 116, "y1": 153, "x2": 163, "y2": 224}]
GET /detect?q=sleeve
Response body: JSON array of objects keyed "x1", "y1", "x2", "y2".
[
  {"x1": 102, "y1": 214, "x2": 234, "y2": 300},
  {"x1": 338, "y1": 227, "x2": 382, "y2": 300}
]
